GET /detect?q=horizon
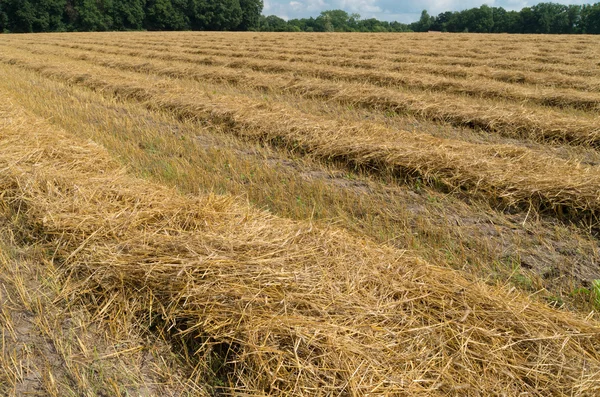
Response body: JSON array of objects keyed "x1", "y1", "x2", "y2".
[{"x1": 263, "y1": 0, "x2": 593, "y2": 23}]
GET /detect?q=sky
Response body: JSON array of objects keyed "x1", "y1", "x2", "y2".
[{"x1": 262, "y1": 0, "x2": 592, "y2": 23}]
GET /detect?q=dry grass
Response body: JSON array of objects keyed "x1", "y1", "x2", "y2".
[
  {"x1": 31, "y1": 32, "x2": 600, "y2": 77},
  {"x1": 7, "y1": 60, "x2": 600, "y2": 304},
  {"x1": 5, "y1": 61, "x2": 600, "y2": 310},
  {"x1": 27, "y1": 39, "x2": 600, "y2": 111},
  {"x1": 0, "y1": 200, "x2": 195, "y2": 396},
  {"x1": 2, "y1": 93, "x2": 600, "y2": 396},
  {"x1": 1, "y1": 46, "x2": 600, "y2": 229},
  {"x1": 2, "y1": 31, "x2": 600, "y2": 395},
  {"x1": 5, "y1": 40, "x2": 600, "y2": 149}
]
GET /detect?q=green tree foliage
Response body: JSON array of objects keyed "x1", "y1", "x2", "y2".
[
  {"x1": 411, "y1": 10, "x2": 433, "y2": 32},
  {"x1": 259, "y1": 14, "x2": 288, "y2": 31},
  {"x1": 259, "y1": 2, "x2": 598, "y2": 34},
  {"x1": 1, "y1": 0, "x2": 66, "y2": 32},
  {"x1": 238, "y1": 0, "x2": 262, "y2": 30},
  {"x1": 425, "y1": 2, "x2": 597, "y2": 34},
  {"x1": 144, "y1": 0, "x2": 188, "y2": 31},
  {"x1": 580, "y1": 3, "x2": 600, "y2": 33},
  {"x1": 198, "y1": 0, "x2": 242, "y2": 30},
  {"x1": 265, "y1": 10, "x2": 410, "y2": 33},
  {"x1": 489, "y1": 8, "x2": 522, "y2": 33},
  {"x1": 521, "y1": 3, "x2": 573, "y2": 33},
  {"x1": 0, "y1": 0, "x2": 262, "y2": 31},
  {"x1": 112, "y1": 0, "x2": 145, "y2": 30},
  {"x1": 73, "y1": 0, "x2": 114, "y2": 31},
  {"x1": 316, "y1": 10, "x2": 353, "y2": 31}
]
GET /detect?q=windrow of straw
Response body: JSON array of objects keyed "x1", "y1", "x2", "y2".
[
  {"x1": 38, "y1": 38, "x2": 600, "y2": 88},
  {"x1": 8, "y1": 41, "x2": 600, "y2": 148},
  {"x1": 2, "y1": 95, "x2": 600, "y2": 396},
  {"x1": 1, "y1": 51, "x2": 600, "y2": 226},
  {"x1": 31, "y1": 32, "x2": 600, "y2": 79},
  {"x1": 31, "y1": 40, "x2": 600, "y2": 112},
  {"x1": 32, "y1": 37, "x2": 600, "y2": 84},
  {"x1": 398, "y1": 55, "x2": 600, "y2": 77},
  {"x1": 42, "y1": 32, "x2": 600, "y2": 70}
]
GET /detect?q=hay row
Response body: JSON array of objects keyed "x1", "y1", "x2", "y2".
[
  {"x1": 109, "y1": 32, "x2": 598, "y2": 58},
  {"x1": 31, "y1": 39, "x2": 600, "y2": 106},
  {"x1": 175, "y1": 42, "x2": 597, "y2": 69},
  {"x1": 17, "y1": 32, "x2": 599, "y2": 81},
  {"x1": 422, "y1": 65, "x2": 600, "y2": 92},
  {"x1": 43, "y1": 33, "x2": 599, "y2": 70},
  {"x1": 47, "y1": 41, "x2": 600, "y2": 111},
  {"x1": 11, "y1": 42, "x2": 600, "y2": 149},
  {"x1": 67, "y1": 31, "x2": 600, "y2": 53},
  {"x1": 108, "y1": 39, "x2": 600, "y2": 88},
  {"x1": 2, "y1": 95, "x2": 600, "y2": 396},
  {"x1": 2, "y1": 51, "x2": 600, "y2": 226},
  {"x1": 37, "y1": 36, "x2": 600, "y2": 80}
]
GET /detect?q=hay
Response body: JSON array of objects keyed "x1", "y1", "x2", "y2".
[
  {"x1": 29, "y1": 39, "x2": 600, "y2": 111},
  {"x1": 37, "y1": 32, "x2": 600, "y2": 80},
  {"x1": 1, "y1": 85, "x2": 600, "y2": 395},
  {"x1": 1, "y1": 48, "x2": 599, "y2": 227},
  {"x1": 4, "y1": 40, "x2": 600, "y2": 147}
]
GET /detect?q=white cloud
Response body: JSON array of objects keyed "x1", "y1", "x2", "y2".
[
  {"x1": 289, "y1": 1, "x2": 303, "y2": 12},
  {"x1": 335, "y1": 0, "x2": 382, "y2": 14}
]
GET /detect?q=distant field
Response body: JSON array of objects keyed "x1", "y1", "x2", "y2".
[{"x1": 1, "y1": 32, "x2": 600, "y2": 395}]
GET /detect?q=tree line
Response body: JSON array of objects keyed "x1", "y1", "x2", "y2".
[
  {"x1": 413, "y1": 3, "x2": 600, "y2": 34},
  {"x1": 259, "y1": 10, "x2": 411, "y2": 33},
  {"x1": 259, "y1": 3, "x2": 600, "y2": 34},
  {"x1": 1, "y1": 1, "x2": 599, "y2": 34},
  {"x1": 0, "y1": 0, "x2": 263, "y2": 32}
]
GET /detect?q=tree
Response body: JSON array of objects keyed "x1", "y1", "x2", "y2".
[
  {"x1": 259, "y1": 14, "x2": 287, "y2": 31},
  {"x1": 144, "y1": 0, "x2": 188, "y2": 30},
  {"x1": 445, "y1": 11, "x2": 466, "y2": 32},
  {"x1": 315, "y1": 12, "x2": 333, "y2": 32},
  {"x1": 389, "y1": 21, "x2": 410, "y2": 32},
  {"x1": 357, "y1": 18, "x2": 387, "y2": 32},
  {"x1": 203, "y1": 0, "x2": 242, "y2": 30},
  {"x1": 411, "y1": 10, "x2": 433, "y2": 32},
  {"x1": 112, "y1": 0, "x2": 146, "y2": 30},
  {"x1": 534, "y1": 3, "x2": 569, "y2": 33},
  {"x1": 0, "y1": 0, "x2": 68, "y2": 32},
  {"x1": 3, "y1": 0, "x2": 37, "y2": 32},
  {"x1": 32, "y1": 0, "x2": 67, "y2": 31},
  {"x1": 580, "y1": 3, "x2": 600, "y2": 33},
  {"x1": 74, "y1": 0, "x2": 114, "y2": 31},
  {"x1": 520, "y1": 2, "x2": 578, "y2": 34},
  {"x1": 566, "y1": 5, "x2": 582, "y2": 33},
  {"x1": 0, "y1": 7, "x2": 7, "y2": 32},
  {"x1": 430, "y1": 11, "x2": 453, "y2": 31},
  {"x1": 490, "y1": 7, "x2": 521, "y2": 33},
  {"x1": 188, "y1": 0, "x2": 242, "y2": 30},
  {"x1": 237, "y1": 0, "x2": 262, "y2": 30},
  {"x1": 318, "y1": 10, "x2": 350, "y2": 31},
  {"x1": 466, "y1": 5, "x2": 494, "y2": 33},
  {"x1": 286, "y1": 16, "x2": 320, "y2": 32}
]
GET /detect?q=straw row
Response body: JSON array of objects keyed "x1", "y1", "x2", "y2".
[
  {"x1": 36, "y1": 32, "x2": 599, "y2": 72},
  {"x1": 55, "y1": 42, "x2": 600, "y2": 111},
  {"x1": 2, "y1": 97, "x2": 600, "y2": 396},
  {"x1": 39, "y1": 37, "x2": 600, "y2": 83},
  {"x1": 9, "y1": 42, "x2": 600, "y2": 148},
  {"x1": 1, "y1": 50, "x2": 600, "y2": 226},
  {"x1": 13, "y1": 33, "x2": 600, "y2": 84}
]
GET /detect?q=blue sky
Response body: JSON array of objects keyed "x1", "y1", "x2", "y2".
[{"x1": 263, "y1": 0, "x2": 592, "y2": 22}]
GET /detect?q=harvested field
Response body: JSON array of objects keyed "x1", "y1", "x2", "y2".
[{"x1": 1, "y1": 32, "x2": 600, "y2": 395}]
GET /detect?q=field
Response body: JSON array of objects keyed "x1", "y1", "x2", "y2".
[{"x1": 1, "y1": 32, "x2": 600, "y2": 395}]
